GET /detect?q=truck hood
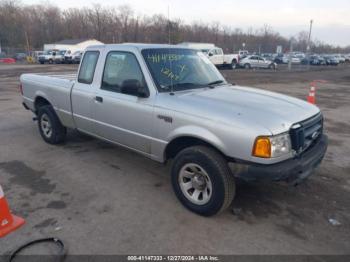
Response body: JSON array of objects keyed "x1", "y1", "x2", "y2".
[{"x1": 156, "y1": 85, "x2": 320, "y2": 135}]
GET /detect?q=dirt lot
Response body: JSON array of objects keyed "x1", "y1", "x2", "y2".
[{"x1": 0, "y1": 63, "x2": 349, "y2": 255}]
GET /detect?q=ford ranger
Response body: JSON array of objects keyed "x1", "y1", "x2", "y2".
[{"x1": 20, "y1": 44, "x2": 328, "y2": 216}]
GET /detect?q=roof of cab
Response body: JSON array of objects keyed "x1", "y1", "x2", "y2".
[{"x1": 86, "y1": 43, "x2": 191, "y2": 51}]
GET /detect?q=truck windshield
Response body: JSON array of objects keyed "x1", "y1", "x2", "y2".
[{"x1": 142, "y1": 48, "x2": 226, "y2": 93}]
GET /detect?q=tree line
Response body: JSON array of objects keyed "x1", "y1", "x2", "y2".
[{"x1": 0, "y1": 0, "x2": 349, "y2": 54}]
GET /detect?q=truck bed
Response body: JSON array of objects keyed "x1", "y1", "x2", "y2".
[
  {"x1": 33, "y1": 72, "x2": 77, "y2": 81},
  {"x1": 20, "y1": 72, "x2": 76, "y2": 123}
]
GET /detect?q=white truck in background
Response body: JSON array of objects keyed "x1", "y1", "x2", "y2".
[
  {"x1": 38, "y1": 50, "x2": 66, "y2": 64},
  {"x1": 178, "y1": 42, "x2": 240, "y2": 69}
]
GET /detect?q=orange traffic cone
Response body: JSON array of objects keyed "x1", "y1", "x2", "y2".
[
  {"x1": 307, "y1": 84, "x2": 316, "y2": 104},
  {"x1": 0, "y1": 185, "x2": 25, "y2": 238}
]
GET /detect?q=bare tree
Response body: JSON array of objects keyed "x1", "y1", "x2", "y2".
[{"x1": 0, "y1": 0, "x2": 348, "y2": 54}]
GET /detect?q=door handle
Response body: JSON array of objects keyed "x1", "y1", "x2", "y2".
[{"x1": 95, "y1": 96, "x2": 103, "y2": 103}]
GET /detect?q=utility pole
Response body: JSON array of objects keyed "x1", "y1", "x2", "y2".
[
  {"x1": 288, "y1": 40, "x2": 293, "y2": 71},
  {"x1": 25, "y1": 31, "x2": 30, "y2": 54},
  {"x1": 307, "y1": 19, "x2": 313, "y2": 70}
]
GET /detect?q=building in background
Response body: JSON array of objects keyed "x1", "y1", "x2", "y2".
[{"x1": 43, "y1": 39, "x2": 103, "y2": 53}]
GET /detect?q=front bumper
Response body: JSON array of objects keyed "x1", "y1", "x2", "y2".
[{"x1": 230, "y1": 134, "x2": 328, "y2": 185}]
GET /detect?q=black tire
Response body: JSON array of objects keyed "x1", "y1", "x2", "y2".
[
  {"x1": 244, "y1": 63, "x2": 251, "y2": 69},
  {"x1": 48, "y1": 59, "x2": 53, "y2": 64},
  {"x1": 230, "y1": 60, "x2": 237, "y2": 69},
  {"x1": 40, "y1": 61, "x2": 44, "y2": 64},
  {"x1": 269, "y1": 63, "x2": 276, "y2": 70},
  {"x1": 171, "y1": 145, "x2": 235, "y2": 216},
  {"x1": 37, "y1": 105, "x2": 66, "y2": 144}
]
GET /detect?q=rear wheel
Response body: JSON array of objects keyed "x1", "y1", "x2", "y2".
[
  {"x1": 48, "y1": 59, "x2": 53, "y2": 64},
  {"x1": 37, "y1": 105, "x2": 66, "y2": 144},
  {"x1": 230, "y1": 60, "x2": 237, "y2": 69},
  {"x1": 244, "y1": 63, "x2": 251, "y2": 69},
  {"x1": 171, "y1": 146, "x2": 235, "y2": 216}
]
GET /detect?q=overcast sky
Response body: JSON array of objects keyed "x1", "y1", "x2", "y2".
[{"x1": 25, "y1": 0, "x2": 350, "y2": 46}]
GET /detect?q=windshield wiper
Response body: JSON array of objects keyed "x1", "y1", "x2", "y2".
[
  {"x1": 163, "y1": 81, "x2": 224, "y2": 94},
  {"x1": 207, "y1": 80, "x2": 224, "y2": 86},
  {"x1": 162, "y1": 82, "x2": 207, "y2": 91}
]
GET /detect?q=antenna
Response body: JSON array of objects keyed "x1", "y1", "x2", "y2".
[
  {"x1": 168, "y1": 4, "x2": 174, "y2": 94},
  {"x1": 168, "y1": 5, "x2": 171, "y2": 44}
]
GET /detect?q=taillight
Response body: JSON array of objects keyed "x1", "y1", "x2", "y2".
[{"x1": 19, "y1": 83, "x2": 23, "y2": 95}]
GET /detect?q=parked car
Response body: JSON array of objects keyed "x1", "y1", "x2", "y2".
[
  {"x1": 344, "y1": 54, "x2": 350, "y2": 63},
  {"x1": 64, "y1": 50, "x2": 82, "y2": 64},
  {"x1": 290, "y1": 52, "x2": 306, "y2": 59},
  {"x1": 207, "y1": 47, "x2": 240, "y2": 69},
  {"x1": 238, "y1": 50, "x2": 249, "y2": 58},
  {"x1": 333, "y1": 54, "x2": 345, "y2": 63},
  {"x1": 73, "y1": 51, "x2": 83, "y2": 64},
  {"x1": 301, "y1": 55, "x2": 326, "y2": 65},
  {"x1": 20, "y1": 44, "x2": 327, "y2": 216},
  {"x1": 239, "y1": 55, "x2": 277, "y2": 69},
  {"x1": 323, "y1": 55, "x2": 339, "y2": 66},
  {"x1": 14, "y1": 53, "x2": 27, "y2": 61},
  {"x1": 290, "y1": 56, "x2": 301, "y2": 64},
  {"x1": 274, "y1": 54, "x2": 289, "y2": 64},
  {"x1": 261, "y1": 53, "x2": 275, "y2": 61},
  {"x1": 55, "y1": 50, "x2": 67, "y2": 63},
  {"x1": 38, "y1": 50, "x2": 66, "y2": 64},
  {"x1": 315, "y1": 56, "x2": 326, "y2": 65}
]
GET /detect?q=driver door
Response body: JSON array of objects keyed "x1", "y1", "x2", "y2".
[
  {"x1": 257, "y1": 56, "x2": 266, "y2": 68},
  {"x1": 93, "y1": 51, "x2": 154, "y2": 154},
  {"x1": 249, "y1": 56, "x2": 259, "y2": 68}
]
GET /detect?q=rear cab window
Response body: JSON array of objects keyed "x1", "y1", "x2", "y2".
[{"x1": 78, "y1": 51, "x2": 100, "y2": 84}]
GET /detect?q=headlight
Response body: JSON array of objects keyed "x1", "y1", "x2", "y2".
[{"x1": 252, "y1": 133, "x2": 292, "y2": 158}]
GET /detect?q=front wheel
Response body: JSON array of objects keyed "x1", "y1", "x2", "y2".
[
  {"x1": 244, "y1": 63, "x2": 251, "y2": 69},
  {"x1": 269, "y1": 63, "x2": 276, "y2": 70},
  {"x1": 37, "y1": 105, "x2": 66, "y2": 144},
  {"x1": 230, "y1": 60, "x2": 237, "y2": 69},
  {"x1": 171, "y1": 146, "x2": 235, "y2": 216}
]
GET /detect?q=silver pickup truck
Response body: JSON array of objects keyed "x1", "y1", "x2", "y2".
[{"x1": 20, "y1": 44, "x2": 328, "y2": 216}]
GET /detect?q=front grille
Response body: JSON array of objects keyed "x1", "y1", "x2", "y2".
[{"x1": 290, "y1": 113, "x2": 323, "y2": 155}]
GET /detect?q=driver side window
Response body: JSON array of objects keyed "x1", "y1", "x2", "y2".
[{"x1": 101, "y1": 51, "x2": 147, "y2": 96}]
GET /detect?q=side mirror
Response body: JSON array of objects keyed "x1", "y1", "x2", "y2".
[
  {"x1": 121, "y1": 79, "x2": 149, "y2": 98},
  {"x1": 208, "y1": 52, "x2": 213, "y2": 57}
]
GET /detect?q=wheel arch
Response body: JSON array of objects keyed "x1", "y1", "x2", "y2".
[
  {"x1": 164, "y1": 132, "x2": 229, "y2": 162},
  {"x1": 34, "y1": 95, "x2": 52, "y2": 114}
]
